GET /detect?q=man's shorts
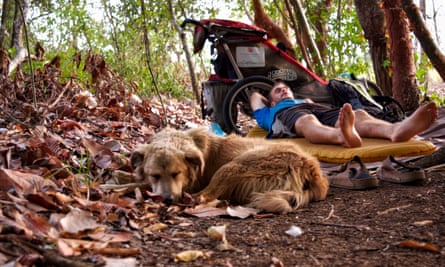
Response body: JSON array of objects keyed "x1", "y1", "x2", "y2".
[{"x1": 268, "y1": 103, "x2": 340, "y2": 138}]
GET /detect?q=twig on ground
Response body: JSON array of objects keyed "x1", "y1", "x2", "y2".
[
  {"x1": 2, "y1": 109, "x2": 32, "y2": 128},
  {"x1": 99, "y1": 182, "x2": 152, "y2": 194},
  {"x1": 425, "y1": 163, "x2": 445, "y2": 172},
  {"x1": 309, "y1": 254, "x2": 322, "y2": 266},
  {"x1": 47, "y1": 82, "x2": 71, "y2": 110},
  {"x1": 322, "y1": 204, "x2": 337, "y2": 221},
  {"x1": 377, "y1": 204, "x2": 412, "y2": 216},
  {"x1": 312, "y1": 222, "x2": 370, "y2": 231}
]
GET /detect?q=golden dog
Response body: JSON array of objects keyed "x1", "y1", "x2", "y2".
[{"x1": 131, "y1": 127, "x2": 328, "y2": 213}]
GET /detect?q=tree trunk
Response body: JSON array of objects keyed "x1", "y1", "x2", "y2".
[
  {"x1": 354, "y1": 0, "x2": 392, "y2": 96},
  {"x1": 252, "y1": 0, "x2": 296, "y2": 59},
  {"x1": 0, "y1": 0, "x2": 12, "y2": 49},
  {"x1": 167, "y1": 0, "x2": 200, "y2": 103},
  {"x1": 8, "y1": 0, "x2": 30, "y2": 75},
  {"x1": 283, "y1": 0, "x2": 312, "y2": 67},
  {"x1": 313, "y1": 0, "x2": 332, "y2": 65},
  {"x1": 383, "y1": 0, "x2": 420, "y2": 111},
  {"x1": 289, "y1": 0, "x2": 326, "y2": 77},
  {"x1": 401, "y1": 0, "x2": 445, "y2": 82}
]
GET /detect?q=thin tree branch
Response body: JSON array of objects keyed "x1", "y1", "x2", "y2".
[
  {"x1": 16, "y1": 0, "x2": 36, "y2": 108},
  {"x1": 167, "y1": 0, "x2": 200, "y2": 103},
  {"x1": 140, "y1": 0, "x2": 167, "y2": 126},
  {"x1": 401, "y1": 0, "x2": 445, "y2": 81}
]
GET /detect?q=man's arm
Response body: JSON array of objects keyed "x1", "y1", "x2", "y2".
[{"x1": 250, "y1": 92, "x2": 269, "y2": 111}]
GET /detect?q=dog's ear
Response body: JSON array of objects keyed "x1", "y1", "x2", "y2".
[
  {"x1": 130, "y1": 150, "x2": 145, "y2": 170},
  {"x1": 186, "y1": 128, "x2": 209, "y2": 152},
  {"x1": 184, "y1": 149, "x2": 205, "y2": 175}
]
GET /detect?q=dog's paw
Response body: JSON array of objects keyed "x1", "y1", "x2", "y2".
[
  {"x1": 248, "y1": 192, "x2": 292, "y2": 214},
  {"x1": 249, "y1": 190, "x2": 310, "y2": 213}
]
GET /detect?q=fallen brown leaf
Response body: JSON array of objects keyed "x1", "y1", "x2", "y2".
[{"x1": 398, "y1": 240, "x2": 441, "y2": 253}]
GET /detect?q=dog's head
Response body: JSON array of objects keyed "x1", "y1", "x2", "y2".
[{"x1": 130, "y1": 129, "x2": 205, "y2": 202}]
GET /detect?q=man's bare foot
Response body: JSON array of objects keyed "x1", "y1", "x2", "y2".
[
  {"x1": 339, "y1": 103, "x2": 362, "y2": 147},
  {"x1": 391, "y1": 102, "x2": 438, "y2": 142}
]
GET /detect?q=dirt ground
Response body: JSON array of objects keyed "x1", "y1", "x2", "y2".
[{"x1": 129, "y1": 170, "x2": 444, "y2": 267}]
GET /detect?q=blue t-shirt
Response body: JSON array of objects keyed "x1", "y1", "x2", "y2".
[{"x1": 253, "y1": 98, "x2": 306, "y2": 132}]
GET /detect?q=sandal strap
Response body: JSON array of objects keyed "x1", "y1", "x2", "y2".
[
  {"x1": 350, "y1": 155, "x2": 370, "y2": 175},
  {"x1": 387, "y1": 155, "x2": 422, "y2": 171},
  {"x1": 335, "y1": 155, "x2": 369, "y2": 175}
]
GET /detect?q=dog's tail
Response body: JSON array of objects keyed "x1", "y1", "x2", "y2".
[{"x1": 248, "y1": 157, "x2": 329, "y2": 214}]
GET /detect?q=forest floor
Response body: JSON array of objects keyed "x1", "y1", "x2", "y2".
[
  {"x1": 0, "y1": 55, "x2": 444, "y2": 266},
  {"x1": 133, "y1": 171, "x2": 445, "y2": 267}
]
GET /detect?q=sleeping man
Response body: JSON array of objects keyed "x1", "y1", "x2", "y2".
[{"x1": 249, "y1": 79, "x2": 438, "y2": 148}]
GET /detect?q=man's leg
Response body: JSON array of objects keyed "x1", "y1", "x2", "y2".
[
  {"x1": 295, "y1": 104, "x2": 362, "y2": 147},
  {"x1": 352, "y1": 102, "x2": 438, "y2": 142}
]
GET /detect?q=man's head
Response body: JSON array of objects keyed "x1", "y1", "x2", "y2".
[{"x1": 268, "y1": 80, "x2": 295, "y2": 106}]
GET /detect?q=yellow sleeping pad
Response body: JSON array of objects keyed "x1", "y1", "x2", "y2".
[{"x1": 247, "y1": 127, "x2": 436, "y2": 163}]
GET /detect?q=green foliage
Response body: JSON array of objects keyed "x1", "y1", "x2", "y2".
[
  {"x1": 10, "y1": 0, "x2": 442, "y2": 104},
  {"x1": 428, "y1": 91, "x2": 445, "y2": 106},
  {"x1": 24, "y1": 0, "x2": 213, "y2": 99},
  {"x1": 415, "y1": 52, "x2": 431, "y2": 93},
  {"x1": 314, "y1": 1, "x2": 370, "y2": 77},
  {"x1": 78, "y1": 150, "x2": 92, "y2": 175},
  {"x1": 414, "y1": 53, "x2": 445, "y2": 105}
]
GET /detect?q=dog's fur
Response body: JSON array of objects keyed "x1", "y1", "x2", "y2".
[{"x1": 131, "y1": 127, "x2": 329, "y2": 213}]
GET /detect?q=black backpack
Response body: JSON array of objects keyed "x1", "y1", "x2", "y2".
[{"x1": 328, "y1": 78, "x2": 405, "y2": 123}]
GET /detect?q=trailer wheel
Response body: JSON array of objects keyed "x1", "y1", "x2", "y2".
[{"x1": 222, "y1": 76, "x2": 274, "y2": 135}]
